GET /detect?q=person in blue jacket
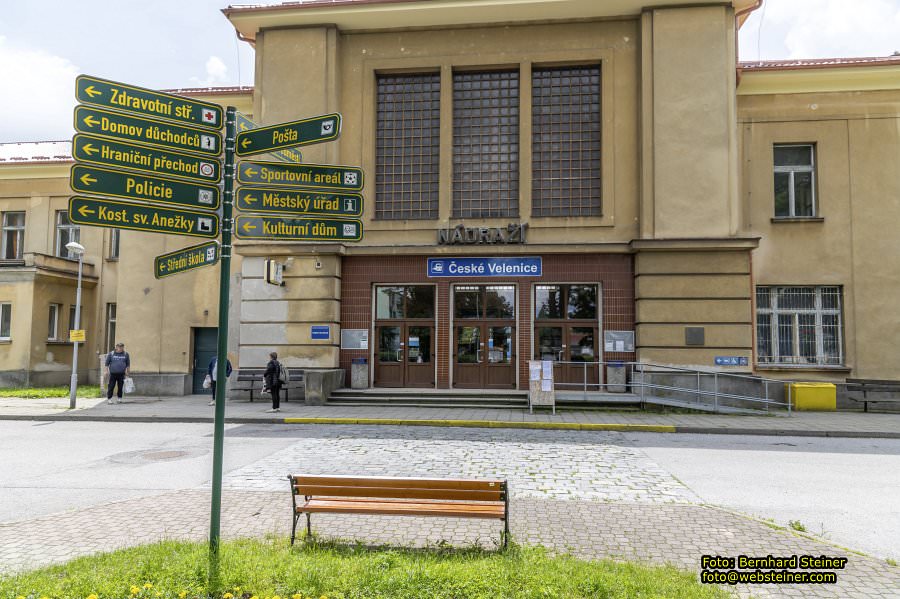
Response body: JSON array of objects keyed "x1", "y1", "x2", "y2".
[
  {"x1": 105, "y1": 342, "x2": 131, "y2": 405},
  {"x1": 208, "y1": 355, "x2": 233, "y2": 406}
]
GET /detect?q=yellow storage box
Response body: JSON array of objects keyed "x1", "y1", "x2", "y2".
[{"x1": 785, "y1": 382, "x2": 836, "y2": 411}]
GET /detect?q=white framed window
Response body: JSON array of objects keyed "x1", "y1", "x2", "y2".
[
  {"x1": 105, "y1": 303, "x2": 117, "y2": 353},
  {"x1": 0, "y1": 303, "x2": 11, "y2": 340},
  {"x1": 756, "y1": 286, "x2": 843, "y2": 366},
  {"x1": 69, "y1": 304, "x2": 83, "y2": 333},
  {"x1": 773, "y1": 144, "x2": 816, "y2": 218},
  {"x1": 55, "y1": 210, "x2": 80, "y2": 259},
  {"x1": 109, "y1": 229, "x2": 120, "y2": 259},
  {"x1": 1, "y1": 212, "x2": 25, "y2": 259},
  {"x1": 48, "y1": 303, "x2": 61, "y2": 341}
]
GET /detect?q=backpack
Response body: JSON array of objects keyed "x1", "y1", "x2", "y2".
[{"x1": 278, "y1": 362, "x2": 290, "y2": 384}]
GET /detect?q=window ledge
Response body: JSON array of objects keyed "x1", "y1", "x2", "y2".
[
  {"x1": 771, "y1": 217, "x2": 824, "y2": 223},
  {"x1": 0, "y1": 339, "x2": 11, "y2": 344},
  {"x1": 106, "y1": 257, "x2": 119, "y2": 262},
  {"x1": 46, "y1": 340, "x2": 73, "y2": 345},
  {"x1": 755, "y1": 364, "x2": 850, "y2": 373}
]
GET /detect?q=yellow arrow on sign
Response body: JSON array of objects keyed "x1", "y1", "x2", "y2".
[
  {"x1": 244, "y1": 194, "x2": 258, "y2": 204},
  {"x1": 81, "y1": 143, "x2": 98, "y2": 156},
  {"x1": 79, "y1": 173, "x2": 97, "y2": 186},
  {"x1": 77, "y1": 205, "x2": 95, "y2": 217},
  {"x1": 83, "y1": 115, "x2": 99, "y2": 128},
  {"x1": 244, "y1": 167, "x2": 257, "y2": 177},
  {"x1": 242, "y1": 221, "x2": 257, "y2": 233},
  {"x1": 84, "y1": 85, "x2": 102, "y2": 98},
  {"x1": 240, "y1": 138, "x2": 252, "y2": 149}
]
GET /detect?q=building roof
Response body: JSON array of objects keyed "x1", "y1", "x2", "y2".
[
  {"x1": 740, "y1": 55, "x2": 900, "y2": 72},
  {"x1": 0, "y1": 141, "x2": 72, "y2": 164},
  {"x1": 162, "y1": 85, "x2": 254, "y2": 96}
]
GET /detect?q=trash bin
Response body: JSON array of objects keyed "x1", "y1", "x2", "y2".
[
  {"x1": 785, "y1": 382, "x2": 836, "y2": 411},
  {"x1": 351, "y1": 357, "x2": 368, "y2": 389},
  {"x1": 606, "y1": 361, "x2": 627, "y2": 393}
]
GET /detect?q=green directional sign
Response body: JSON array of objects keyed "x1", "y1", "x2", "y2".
[
  {"x1": 76, "y1": 74, "x2": 223, "y2": 130},
  {"x1": 236, "y1": 187, "x2": 362, "y2": 217},
  {"x1": 70, "y1": 165, "x2": 219, "y2": 210},
  {"x1": 234, "y1": 215, "x2": 362, "y2": 242},
  {"x1": 237, "y1": 160, "x2": 363, "y2": 191},
  {"x1": 69, "y1": 196, "x2": 219, "y2": 239},
  {"x1": 235, "y1": 113, "x2": 341, "y2": 157},
  {"x1": 236, "y1": 113, "x2": 302, "y2": 163},
  {"x1": 73, "y1": 134, "x2": 221, "y2": 184},
  {"x1": 155, "y1": 241, "x2": 219, "y2": 279},
  {"x1": 74, "y1": 106, "x2": 221, "y2": 156}
]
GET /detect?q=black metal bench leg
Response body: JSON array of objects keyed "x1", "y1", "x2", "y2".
[
  {"x1": 291, "y1": 513, "x2": 298, "y2": 546},
  {"x1": 306, "y1": 513, "x2": 312, "y2": 538}
]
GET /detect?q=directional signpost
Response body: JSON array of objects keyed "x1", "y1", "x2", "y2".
[
  {"x1": 236, "y1": 187, "x2": 361, "y2": 217},
  {"x1": 235, "y1": 112, "x2": 341, "y2": 157},
  {"x1": 155, "y1": 241, "x2": 219, "y2": 279},
  {"x1": 234, "y1": 215, "x2": 363, "y2": 241},
  {"x1": 236, "y1": 112, "x2": 302, "y2": 163},
  {"x1": 69, "y1": 196, "x2": 219, "y2": 238},
  {"x1": 75, "y1": 105, "x2": 221, "y2": 155},
  {"x1": 73, "y1": 134, "x2": 220, "y2": 183},
  {"x1": 71, "y1": 165, "x2": 219, "y2": 209},
  {"x1": 237, "y1": 160, "x2": 363, "y2": 191}
]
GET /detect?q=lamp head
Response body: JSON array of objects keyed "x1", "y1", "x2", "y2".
[{"x1": 65, "y1": 241, "x2": 85, "y2": 256}]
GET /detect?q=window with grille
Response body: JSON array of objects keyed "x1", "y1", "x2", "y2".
[
  {"x1": 375, "y1": 73, "x2": 441, "y2": 220},
  {"x1": 756, "y1": 286, "x2": 843, "y2": 366},
  {"x1": 55, "y1": 210, "x2": 80, "y2": 259},
  {"x1": 452, "y1": 70, "x2": 519, "y2": 218},
  {"x1": 1, "y1": 212, "x2": 25, "y2": 260},
  {"x1": 774, "y1": 144, "x2": 816, "y2": 218},
  {"x1": 532, "y1": 65, "x2": 601, "y2": 217}
]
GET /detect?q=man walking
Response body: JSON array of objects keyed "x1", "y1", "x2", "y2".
[
  {"x1": 105, "y1": 342, "x2": 130, "y2": 404},
  {"x1": 207, "y1": 354, "x2": 233, "y2": 406}
]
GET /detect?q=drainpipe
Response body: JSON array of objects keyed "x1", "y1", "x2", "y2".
[{"x1": 734, "y1": 0, "x2": 764, "y2": 86}]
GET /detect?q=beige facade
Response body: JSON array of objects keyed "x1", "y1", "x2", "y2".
[{"x1": 2, "y1": 0, "x2": 899, "y2": 393}]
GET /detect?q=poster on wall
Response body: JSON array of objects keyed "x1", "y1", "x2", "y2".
[{"x1": 340, "y1": 329, "x2": 369, "y2": 350}]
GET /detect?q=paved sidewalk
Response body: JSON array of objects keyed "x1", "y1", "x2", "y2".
[{"x1": 1, "y1": 394, "x2": 898, "y2": 438}]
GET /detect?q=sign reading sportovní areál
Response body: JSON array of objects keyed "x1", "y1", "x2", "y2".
[{"x1": 237, "y1": 160, "x2": 363, "y2": 191}]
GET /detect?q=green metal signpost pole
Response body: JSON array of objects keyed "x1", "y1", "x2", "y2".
[{"x1": 209, "y1": 106, "x2": 235, "y2": 590}]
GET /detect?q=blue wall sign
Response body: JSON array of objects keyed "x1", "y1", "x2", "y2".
[
  {"x1": 311, "y1": 325, "x2": 330, "y2": 340},
  {"x1": 715, "y1": 356, "x2": 748, "y2": 366},
  {"x1": 427, "y1": 256, "x2": 542, "y2": 277}
]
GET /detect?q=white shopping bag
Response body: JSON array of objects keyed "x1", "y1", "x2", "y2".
[{"x1": 124, "y1": 376, "x2": 135, "y2": 394}]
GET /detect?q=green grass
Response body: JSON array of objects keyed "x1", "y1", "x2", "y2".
[
  {"x1": 0, "y1": 538, "x2": 731, "y2": 599},
  {"x1": 0, "y1": 385, "x2": 102, "y2": 399},
  {"x1": 788, "y1": 520, "x2": 807, "y2": 533}
]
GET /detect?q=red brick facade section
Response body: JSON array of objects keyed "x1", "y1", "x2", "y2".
[{"x1": 340, "y1": 254, "x2": 635, "y2": 389}]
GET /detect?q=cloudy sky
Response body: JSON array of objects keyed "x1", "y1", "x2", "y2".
[{"x1": 1, "y1": 0, "x2": 898, "y2": 143}]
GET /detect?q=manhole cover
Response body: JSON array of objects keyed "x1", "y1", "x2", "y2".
[{"x1": 143, "y1": 450, "x2": 188, "y2": 461}]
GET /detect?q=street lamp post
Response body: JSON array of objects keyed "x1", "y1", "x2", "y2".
[{"x1": 66, "y1": 241, "x2": 85, "y2": 409}]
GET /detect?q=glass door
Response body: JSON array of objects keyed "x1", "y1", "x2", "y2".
[
  {"x1": 453, "y1": 285, "x2": 516, "y2": 389},
  {"x1": 373, "y1": 286, "x2": 435, "y2": 388}
]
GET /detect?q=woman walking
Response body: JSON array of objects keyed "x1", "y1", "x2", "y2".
[{"x1": 264, "y1": 351, "x2": 283, "y2": 413}]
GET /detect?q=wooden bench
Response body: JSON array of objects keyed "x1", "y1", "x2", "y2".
[
  {"x1": 288, "y1": 474, "x2": 509, "y2": 548},
  {"x1": 846, "y1": 379, "x2": 900, "y2": 413},
  {"x1": 232, "y1": 368, "x2": 304, "y2": 402}
]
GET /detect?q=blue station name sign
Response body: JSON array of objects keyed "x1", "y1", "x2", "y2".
[{"x1": 427, "y1": 257, "x2": 542, "y2": 278}]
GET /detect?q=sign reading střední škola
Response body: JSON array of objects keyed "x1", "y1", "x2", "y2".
[
  {"x1": 234, "y1": 215, "x2": 362, "y2": 242},
  {"x1": 69, "y1": 196, "x2": 219, "y2": 239},
  {"x1": 235, "y1": 113, "x2": 341, "y2": 157},
  {"x1": 427, "y1": 257, "x2": 543, "y2": 277},
  {"x1": 74, "y1": 106, "x2": 221, "y2": 156},
  {"x1": 155, "y1": 241, "x2": 219, "y2": 279},
  {"x1": 73, "y1": 134, "x2": 220, "y2": 184},
  {"x1": 237, "y1": 160, "x2": 363, "y2": 191},
  {"x1": 236, "y1": 187, "x2": 362, "y2": 217},
  {"x1": 71, "y1": 165, "x2": 219, "y2": 210},
  {"x1": 76, "y1": 75, "x2": 223, "y2": 130}
]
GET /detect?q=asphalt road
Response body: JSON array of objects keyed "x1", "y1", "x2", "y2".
[{"x1": 1, "y1": 420, "x2": 897, "y2": 561}]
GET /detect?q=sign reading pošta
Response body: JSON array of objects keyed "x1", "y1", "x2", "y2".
[
  {"x1": 71, "y1": 165, "x2": 219, "y2": 210},
  {"x1": 236, "y1": 113, "x2": 340, "y2": 157},
  {"x1": 155, "y1": 241, "x2": 219, "y2": 279},
  {"x1": 74, "y1": 105, "x2": 221, "y2": 156},
  {"x1": 236, "y1": 187, "x2": 361, "y2": 217},
  {"x1": 235, "y1": 112, "x2": 302, "y2": 163},
  {"x1": 76, "y1": 75, "x2": 223, "y2": 130},
  {"x1": 427, "y1": 257, "x2": 543, "y2": 277},
  {"x1": 69, "y1": 196, "x2": 218, "y2": 239}
]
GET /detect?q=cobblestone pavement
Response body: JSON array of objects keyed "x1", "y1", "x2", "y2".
[
  {"x1": 221, "y1": 426, "x2": 698, "y2": 503},
  {"x1": 1, "y1": 425, "x2": 898, "y2": 598}
]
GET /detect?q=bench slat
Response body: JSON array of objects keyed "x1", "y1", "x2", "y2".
[
  {"x1": 300, "y1": 498, "x2": 506, "y2": 519},
  {"x1": 290, "y1": 475, "x2": 503, "y2": 492},
  {"x1": 294, "y1": 485, "x2": 503, "y2": 501}
]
